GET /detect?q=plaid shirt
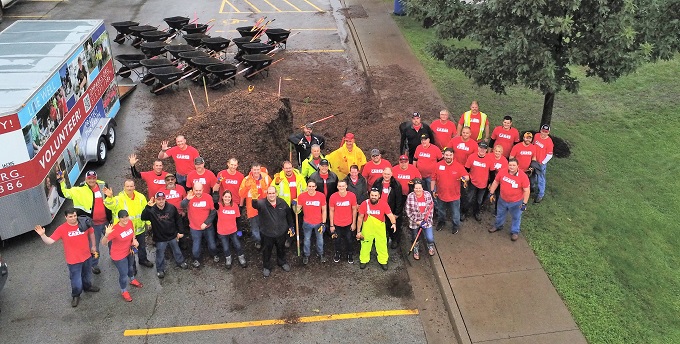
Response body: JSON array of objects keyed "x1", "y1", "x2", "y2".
[{"x1": 405, "y1": 191, "x2": 434, "y2": 229}]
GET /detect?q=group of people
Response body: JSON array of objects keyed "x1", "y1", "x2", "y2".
[{"x1": 36, "y1": 100, "x2": 554, "y2": 307}]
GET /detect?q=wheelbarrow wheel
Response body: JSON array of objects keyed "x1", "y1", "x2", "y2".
[
  {"x1": 114, "y1": 34, "x2": 125, "y2": 44},
  {"x1": 117, "y1": 66, "x2": 131, "y2": 78}
]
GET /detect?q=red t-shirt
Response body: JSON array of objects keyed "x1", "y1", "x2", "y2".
[
  {"x1": 432, "y1": 161, "x2": 468, "y2": 202},
  {"x1": 489, "y1": 155, "x2": 509, "y2": 173},
  {"x1": 298, "y1": 191, "x2": 326, "y2": 224},
  {"x1": 381, "y1": 180, "x2": 391, "y2": 196},
  {"x1": 186, "y1": 193, "x2": 215, "y2": 230},
  {"x1": 458, "y1": 112, "x2": 485, "y2": 141},
  {"x1": 216, "y1": 169, "x2": 244, "y2": 205},
  {"x1": 50, "y1": 222, "x2": 93, "y2": 265},
  {"x1": 416, "y1": 195, "x2": 427, "y2": 213},
  {"x1": 286, "y1": 174, "x2": 298, "y2": 200},
  {"x1": 533, "y1": 135, "x2": 554, "y2": 163},
  {"x1": 495, "y1": 169, "x2": 530, "y2": 203},
  {"x1": 166, "y1": 145, "x2": 200, "y2": 176},
  {"x1": 162, "y1": 187, "x2": 187, "y2": 211},
  {"x1": 186, "y1": 169, "x2": 218, "y2": 190},
  {"x1": 140, "y1": 170, "x2": 168, "y2": 198},
  {"x1": 108, "y1": 221, "x2": 135, "y2": 261},
  {"x1": 447, "y1": 136, "x2": 476, "y2": 165},
  {"x1": 393, "y1": 164, "x2": 422, "y2": 195},
  {"x1": 465, "y1": 154, "x2": 493, "y2": 188},
  {"x1": 414, "y1": 144, "x2": 443, "y2": 178},
  {"x1": 217, "y1": 203, "x2": 240, "y2": 235},
  {"x1": 90, "y1": 185, "x2": 107, "y2": 225},
  {"x1": 430, "y1": 120, "x2": 457, "y2": 148},
  {"x1": 491, "y1": 126, "x2": 520, "y2": 158},
  {"x1": 329, "y1": 191, "x2": 357, "y2": 226},
  {"x1": 361, "y1": 159, "x2": 392, "y2": 186},
  {"x1": 510, "y1": 143, "x2": 537, "y2": 171},
  {"x1": 359, "y1": 199, "x2": 392, "y2": 223}
]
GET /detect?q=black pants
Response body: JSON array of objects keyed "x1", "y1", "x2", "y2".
[
  {"x1": 385, "y1": 217, "x2": 401, "y2": 244},
  {"x1": 262, "y1": 233, "x2": 287, "y2": 270},
  {"x1": 466, "y1": 184, "x2": 487, "y2": 216},
  {"x1": 333, "y1": 225, "x2": 353, "y2": 256}
]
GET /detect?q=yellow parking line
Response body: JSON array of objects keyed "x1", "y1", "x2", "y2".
[
  {"x1": 124, "y1": 309, "x2": 418, "y2": 336},
  {"x1": 220, "y1": 0, "x2": 241, "y2": 13},
  {"x1": 262, "y1": 0, "x2": 282, "y2": 12},
  {"x1": 281, "y1": 0, "x2": 302, "y2": 11},
  {"x1": 302, "y1": 0, "x2": 324, "y2": 12},
  {"x1": 243, "y1": 0, "x2": 261, "y2": 13}
]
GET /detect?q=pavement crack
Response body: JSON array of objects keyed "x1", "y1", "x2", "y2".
[{"x1": 143, "y1": 293, "x2": 161, "y2": 344}]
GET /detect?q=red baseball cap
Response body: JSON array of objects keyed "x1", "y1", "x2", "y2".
[
  {"x1": 344, "y1": 133, "x2": 355, "y2": 140},
  {"x1": 399, "y1": 155, "x2": 408, "y2": 161}
]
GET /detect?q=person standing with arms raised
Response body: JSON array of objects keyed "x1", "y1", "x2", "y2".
[{"x1": 158, "y1": 135, "x2": 200, "y2": 189}]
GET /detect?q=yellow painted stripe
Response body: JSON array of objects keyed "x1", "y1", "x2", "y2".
[
  {"x1": 281, "y1": 0, "x2": 302, "y2": 11},
  {"x1": 262, "y1": 0, "x2": 282, "y2": 12},
  {"x1": 302, "y1": 0, "x2": 324, "y2": 12},
  {"x1": 289, "y1": 49, "x2": 345, "y2": 53},
  {"x1": 243, "y1": 0, "x2": 261, "y2": 13},
  {"x1": 220, "y1": 0, "x2": 241, "y2": 13},
  {"x1": 125, "y1": 309, "x2": 418, "y2": 336}
]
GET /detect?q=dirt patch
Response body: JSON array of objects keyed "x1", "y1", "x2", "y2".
[
  {"x1": 386, "y1": 270, "x2": 414, "y2": 298},
  {"x1": 229, "y1": 303, "x2": 246, "y2": 312},
  {"x1": 282, "y1": 310, "x2": 301, "y2": 324},
  {"x1": 339, "y1": 5, "x2": 369, "y2": 19},
  {"x1": 551, "y1": 135, "x2": 571, "y2": 158}
]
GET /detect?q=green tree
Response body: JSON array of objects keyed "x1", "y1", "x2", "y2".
[{"x1": 406, "y1": 0, "x2": 680, "y2": 126}]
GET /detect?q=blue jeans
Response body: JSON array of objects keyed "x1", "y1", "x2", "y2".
[
  {"x1": 218, "y1": 233, "x2": 243, "y2": 257},
  {"x1": 92, "y1": 223, "x2": 107, "y2": 267},
  {"x1": 410, "y1": 226, "x2": 434, "y2": 245},
  {"x1": 249, "y1": 216, "x2": 261, "y2": 242},
  {"x1": 155, "y1": 239, "x2": 185, "y2": 272},
  {"x1": 302, "y1": 222, "x2": 324, "y2": 257},
  {"x1": 112, "y1": 254, "x2": 135, "y2": 291},
  {"x1": 495, "y1": 198, "x2": 523, "y2": 234},
  {"x1": 436, "y1": 198, "x2": 461, "y2": 228},
  {"x1": 176, "y1": 173, "x2": 187, "y2": 190},
  {"x1": 536, "y1": 163, "x2": 547, "y2": 197},
  {"x1": 190, "y1": 227, "x2": 217, "y2": 259},
  {"x1": 421, "y1": 177, "x2": 432, "y2": 193},
  {"x1": 67, "y1": 257, "x2": 93, "y2": 297}
]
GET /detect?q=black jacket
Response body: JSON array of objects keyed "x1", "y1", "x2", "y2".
[
  {"x1": 372, "y1": 177, "x2": 404, "y2": 217},
  {"x1": 141, "y1": 203, "x2": 183, "y2": 242},
  {"x1": 308, "y1": 171, "x2": 338, "y2": 201},
  {"x1": 252, "y1": 198, "x2": 294, "y2": 237},
  {"x1": 344, "y1": 174, "x2": 369, "y2": 205},
  {"x1": 399, "y1": 122, "x2": 434, "y2": 161},
  {"x1": 288, "y1": 133, "x2": 325, "y2": 166}
]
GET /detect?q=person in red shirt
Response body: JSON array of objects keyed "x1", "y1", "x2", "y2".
[
  {"x1": 431, "y1": 148, "x2": 470, "y2": 234},
  {"x1": 465, "y1": 142, "x2": 494, "y2": 221},
  {"x1": 490, "y1": 116, "x2": 520, "y2": 158},
  {"x1": 488, "y1": 158, "x2": 531, "y2": 241},
  {"x1": 447, "y1": 127, "x2": 477, "y2": 165},
  {"x1": 213, "y1": 158, "x2": 245, "y2": 206},
  {"x1": 329, "y1": 180, "x2": 358, "y2": 263},
  {"x1": 356, "y1": 188, "x2": 397, "y2": 270},
  {"x1": 295, "y1": 180, "x2": 328, "y2": 264},
  {"x1": 533, "y1": 124, "x2": 555, "y2": 203},
  {"x1": 394, "y1": 154, "x2": 422, "y2": 197},
  {"x1": 362, "y1": 149, "x2": 392, "y2": 186},
  {"x1": 430, "y1": 109, "x2": 457, "y2": 148},
  {"x1": 186, "y1": 157, "x2": 218, "y2": 192},
  {"x1": 510, "y1": 132, "x2": 537, "y2": 172},
  {"x1": 161, "y1": 173, "x2": 187, "y2": 214},
  {"x1": 457, "y1": 100, "x2": 491, "y2": 142},
  {"x1": 129, "y1": 154, "x2": 168, "y2": 198},
  {"x1": 413, "y1": 134, "x2": 442, "y2": 193},
  {"x1": 158, "y1": 135, "x2": 200, "y2": 189},
  {"x1": 488, "y1": 145, "x2": 509, "y2": 215},
  {"x1": 216, "y1": 190, "x2": 247, "y2": 269},
  {"x1": 101, "y1": 210, "x2": 143, "y2": 302},
  {"x1": 35, "y1": 208, "x2": 100, "y2": 307},
  {"x1": 181, "y1": 182, "x2": 217, "y2": 268}
]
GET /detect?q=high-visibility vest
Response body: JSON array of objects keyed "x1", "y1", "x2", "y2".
[{"x1": 463, "y1": 111, "x2": 488, "y2": 141}]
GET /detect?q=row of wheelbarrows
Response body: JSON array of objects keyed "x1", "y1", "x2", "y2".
[{"x1": 110, "y1": 16, "x2": 292, "y2": 93}]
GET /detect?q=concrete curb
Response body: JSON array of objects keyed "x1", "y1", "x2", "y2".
[{"x1": 430, "y1": 251, "x2": 472, "y2": 344}]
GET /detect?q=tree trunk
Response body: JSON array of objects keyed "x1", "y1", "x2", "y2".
[{"x1": 541, "y1": 92, "x2": 555, "y2": 127}]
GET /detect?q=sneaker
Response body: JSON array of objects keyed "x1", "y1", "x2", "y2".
[
  {"x1": 413, "y1": 248, "x2": 420, "y2": 260},
  {"x1": 179, "y1": 262, "x2": 189, "y2": 269},
  {"x1": 92, "y1": 266, "x2": 101, "y2": 275},
  {"x1": 84, "y1": 286, "x2": 100, "y2": 292},
  {"x1": 320, "y1": 255, "x2": 327, "y2": 263},
  {"x1": 225, "y1": 256, "x2": 232, "y2": 269},
  {"x1": 238, "y1": 255, "x2": 247, "y2": 268},
  {"x1": 284, "y1": 240, "x2": 291, "y2": 248},
  {"x1": 459, "y1": 213, "x2": 467, "y2": 222},
  {"x1": 130, "y1": 279, "x2": 143, "y2": 288},
  {"x1": 380, "y1": 264, "x2": 388, "y2": 271},
  {"x1": 360, "y1": 263, "x2": 367, "y2": 269},
  {"x1": 281, "y1": 263, "x2": 291, "y2": 272},
  {"x1": 263, "y1": 268, "x2": 271, "y2": 277},
  {"x1": 436, "y1": 221, "x2": 445, "y2": 231},
  {"x1": 71, "y1": 296, "x2": 80, "y2": 307},
  {"x1": 255, "y1": 242, "x2": 262, "y2": 250},
  {"x1": 489, "y1": 227, "x2": 500, "y2": 233},
  {"x1": 428, "y1": 245, "x2": 435, "y2": 256},
  {"x1": 534, "y1": 196, "x2": 543, "y2": 203},
  {"x1": 121, "y1": 291, "x2": 132, "y2": 302},
  {"x1": 139, "y1": 260, "x2": 154, "y2": 268},
  {"x1": 213, "y1": 255, "x2": 220, "y2": 263},
  {"x1": 333, "y1": 252, "x2": 341, "y2": 263},
  {"x1": 452, "y1": 226, "x2": 459, "y2": 235},
  {"x1": 474, "y1": 212, "x2": 482, "y2": 222},
  {"x1": 192, "y1": 260, "x2": 201, "y2": 268},
  {"x1": 302, "y1": 256, "x2": 309, "y2": 265},
  {"x1": 511, "y1": 233, "x2": 519, "y2": 241},
  {"x1": 157, "y1": 271, "x2": 165, "y2": 279},
  {"x1": 347, "y1": 255, "x2": 354, "y2": 264}
]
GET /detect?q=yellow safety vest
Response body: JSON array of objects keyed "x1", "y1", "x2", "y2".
[{"x1": 463, "y1": 111, "x2": 488, "y2": 141}]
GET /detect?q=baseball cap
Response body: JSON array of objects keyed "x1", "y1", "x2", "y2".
[
  {"x1": 117, "y1": 209, "x2": 129, "y2": 218},
  {"x1": 412, "y1": 112, "x2": 421, "y2": 118},
  {"x1": 523, "y1": 132, "x2": 534, "y2": 139},
  {"x1": 155, "y1": 191, "x2": 166, "y2": 199},
  {"x1": 540, "y1": 124, "x2": 550, "y2": 132},
  {"x1": 344, "y1": 132, "x2": 355, "y2": 140},
  {"x1": 319, "y1": 159, "x2": 329, "y2": 166},
  {"x1": 370, "y1": 187, "x2": 380, "y2": 192},
  {"x1": 399, "y1": 155, "x2": 408, "y2": 161},
  {"x1": 304, "y1": 123, "x2": 313, "y2": 129},
  {"x1": 85, "y1": 170, "x2": 97, "y2": 179},
  {"x1": 370, "y1": 148, "x2": 381, "y2": 157},
  {"x1": 194, "y1": 157, "x2": 205, "y2": 165},
  {"x1": 478, "y1": 141, "x2": 488, "y2": 149},
  {"x1": 164, "y1": 173, "x2": 176, "y2": 180},
  {"x1": 420, "y1": 133, "x2": 430, "y2": 140}
]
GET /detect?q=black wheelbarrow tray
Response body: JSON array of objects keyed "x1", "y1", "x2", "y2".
[
  {"x1": 206, "y1": 64, "x2": 237, "y2": 88},
  {"x1": 114, "y1": 54, "x2": 146, "y2": 78},
  {"x1": 165, "y1": 44, "x2": 195, "y2": 59},
  {"x1": 182, "y1": 23, "x2": 208, "y2": 34},
  {"x1": 140, "y1": 41, "x2": 168, "y2": 58},
  {"x1": 164, "y1": 16, "x2": 190, "y2": 31},
  {"x1": 140, "y1": 30, "x2": 171, "y2": 42},
  {"x1": 236, "y1": 26, "x2": 258, "y2": 38},
  {"x1": 184, "y1": 33, "x2": 210, "y2": 47},
  {"x1": 241, "y1": 53, "x2": 274, "y2": 78},
  {"x1": 201, "y1": 37, "x2": 231, "y2": 53},
  {"x1": 149, "y1": 66, "x2": 184, "y2": 93},
  {"x1": 111, "y1": 21, "x2": 139, "y2": 44},
  {"x1": 140, "y1": 58, "x2": 175, "y2": 85},
  {"x1": 265, "y1": 29, "x2": 291, "y2": 44}
]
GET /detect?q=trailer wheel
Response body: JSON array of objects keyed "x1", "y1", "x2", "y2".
[
  {"x1": 96, "y1": 137, "x2": 108, "y2": 165},
  {"x1": 105, "y1": 125, "x2": 116, "y2": 149}
]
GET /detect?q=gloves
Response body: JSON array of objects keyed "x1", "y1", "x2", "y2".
[
  {"x1": 331, "y1": 233, "x2": 338, "y2": 239},
  {"x1": 91, "y1": 252, "x2": 99, "y2": 259},
  {"x1": 236, "y1": 230, "x2": 242, "y2": 237},
  {"x1": 420, "y1": 220, "x2": 427, "y2": 228},
  {"x1": 56, "y1": 171, "x2": 64, "y2": 182},
  {"x1": 274, "y1": 174, "x2": 282, "y2": 184},
  {"x1": 318, "y1": 224, "x2": 325, "y2": 234},
  {"x1": 520, "y1": 203, "x2": 527, "y2": 212},
  {"x1": 462, "y1": 179, "x2": 468, "y2": 189},
  {"x1": 288, "y1": 227, "x2": 295, "y2": 237},
  {"x1": 489, "y1": 194, "x2": 496, "y2": 203},
  {"x1": 217, "y1": 176, "x2": 225, "y2": 183}
]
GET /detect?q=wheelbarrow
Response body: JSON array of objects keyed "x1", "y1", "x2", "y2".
[
  {"x1": 140, "y1": 41, "x2": 168, "y2": 58},
  {"x1": 111, "y1": 21, "x2": 139, "y2": 44},
  {"x1": 140, "y1": 58, "x2": 175, "y2": 85},
  {"x1": 184, "y1": 33, "x2": 210, "y2": 48},
  {"x1": 206, "y1": 64, "x2": 238, "y2": 89},
  {"x1": 236, "y1": 26, "x2": 257, "y2": 38},
  {"x1": 140, "y1": 30, "x2": 171, "y2": 43},
  {"x1": 129, "y1": 25, "x2": 157, "y2": 48},
  {"x1": 149, "y1": 66, "x2": 184, "y2": 94},
  {"x1": 163, "y1": 16, "x2": 190, "y2": 35},
  {"x1": 265, "y1": 28, "x2": 291, "y2": 48},
  {"x1": 201, "y1": 37, "x2": 231, "y2": 56},
  {"x1": 165, "y1": 44, "x2": 195, "y2": 61},
  {"x1": 237, "y1": 43, "x2": 275, "y2": 62},
  {"x1": 178, "y1": 50, "x2": 210, "y2": 72},
  {"x1": 114, "y1": 54, "x2": 146, "y2": 78},
  {"x1": 232, "y1": 37, "x2": 260, "y2": 61},
  {"x1": 190, "y1": 57, "x2": 224, "y2": 82},
  {"x1": 182, "y1": 23, "x2": 208, "y2": 35},
  {"x1": 241, "y1": 54, "x2": 274, "y2": 79}
]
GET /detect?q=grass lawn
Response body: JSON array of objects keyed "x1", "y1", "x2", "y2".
[{"x1": 394, "y1": 16, "x2": 680, "y2": 344}]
